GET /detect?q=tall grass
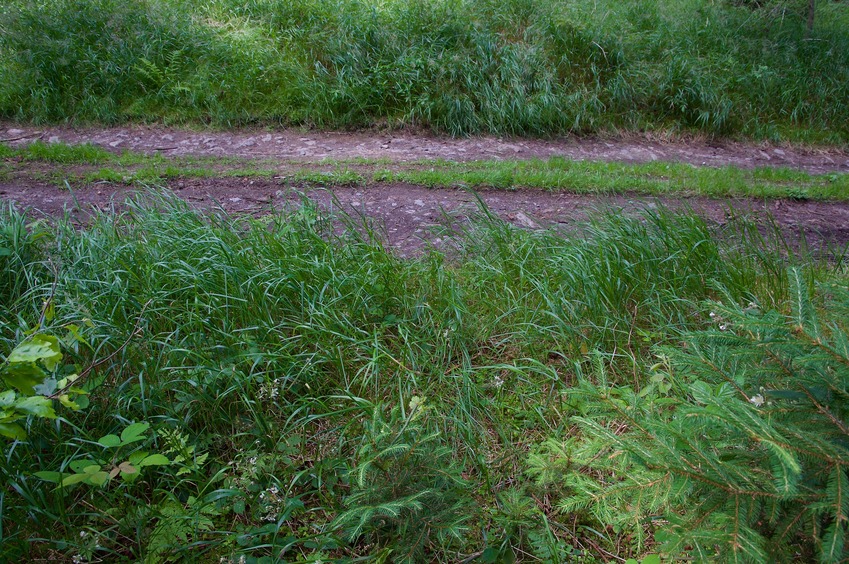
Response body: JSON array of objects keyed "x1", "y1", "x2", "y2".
[
  {"x1": 1, "y1": 191, "x2": 840, "y2": 560},
  {"x1": 1, "y1": 0, "x2": 847, "y2": 140}
]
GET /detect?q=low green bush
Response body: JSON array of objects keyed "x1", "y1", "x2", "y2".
[{"x1": 1, "y1": 0, "x2": 847, "y2": 139}]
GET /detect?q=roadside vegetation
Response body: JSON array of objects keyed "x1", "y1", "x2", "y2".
[
  {"x1": 2, "y1": 192, "x2": 849, "y2": 562},
  {"x1": 3, "y1": 0, "x2": 849, "y2": 561},
  {"x1": 1, "y1": 0, "x2": 848, "y2": 141},
  {"x1": 3, "y1": 141, "x2": 848, "y2": 200}
]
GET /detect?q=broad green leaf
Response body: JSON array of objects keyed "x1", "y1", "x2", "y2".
[
  {"x1": 98, "y1": 434, "x2": 122, "y2": 448},
  {"x1": 1, "y1": 362, "x2": 46, "y2": 395},
  {"x1": 0, "y1": 422, "x2": 26, "y2": 440},
  {"x1": 139, "y1": 454, "x2": 170, "y2": 467},
  {"x1": 8, "y1": 334, "x2": 62, "y2": 371},
  {"x1": 61, "y1": 473, "x2": 92, "y2": 487},
  {"x1": 87, "y1": 471, "x2": 111, "y2": 486},
  {"x1": 69, "y1": 459, "x2": 100, "y2": 473},
  {"x1": 120, "y1": 422, "x2": 149, "y2": 444},
  {"x1": 14, "y1": 396, "x2": 56, "y2": 418},
  {"x1": 33, "y1": 471, "x2": 66, "y2": 483},
  {"x1": 55, "y1": 373, "x2": 81, "y2": 389},
  {"x1": 33, "y1": 376, "x2": 58, "y2": 396},
  {"x1": 0, "y1": 390, "x2": 15, "y2": 407},
  {"x1": 59, "y1": 393, "x2": 88, "y2": 410},
  {"x1": 128, "y1": 451, "x2": 149, "y2": 465}
]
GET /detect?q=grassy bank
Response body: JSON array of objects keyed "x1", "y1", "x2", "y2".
[
  {"x1": 3, "y1": 141, "x2": 849, "y2": 200},
  {"x1": 2, "y1": 193, "x2": 849, "y2": 562},
  {"x1": 1, "y1": 0, "x2": 848, "y2": 141}
]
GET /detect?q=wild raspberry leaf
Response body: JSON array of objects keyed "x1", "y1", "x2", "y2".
[
  {"x1": 7, "y1": 334, "x2": 63, "y2": 371},
  {"x1": 0, "y1": 390, "x2": 14, "y2": 407},
  {"x1": 14, "y1": 396, "x2": 56, "y2": 418},
  {"x1": 0, "y1": 422, "x2": 26, "y2": 440},
  {"x1": 1, "y1": 361, "x2": 46, "y2": 395}
]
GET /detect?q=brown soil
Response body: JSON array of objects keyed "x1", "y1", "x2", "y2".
[
  {"x1": 3, "y1": 124, "x2": 849, "y2": 255},
  {"x1": 4, "y1": 177, "x2": 848, "y2": 256},
  {"x1": 3, "y1": 123, "x2": 849, "y2": 173}
]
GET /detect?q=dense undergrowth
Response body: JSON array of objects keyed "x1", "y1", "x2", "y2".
[
  {"x1": 2, "y1": 192, "x2": 848, "y2": 562},
  {"x1": 1, "y1": 0, "x2": 848, "y2": 141}
]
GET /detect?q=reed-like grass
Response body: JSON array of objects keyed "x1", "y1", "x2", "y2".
[
  {"x1": 1, "y1": 191, "x2": 841, "y2": 561},
  {"x1": 1, "y1": 0, "x2": 847, "y2": 140}
]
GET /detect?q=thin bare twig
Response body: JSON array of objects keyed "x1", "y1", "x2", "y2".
[{"x1": 49, "y1": 299, "x2": 152, "y2": 398}]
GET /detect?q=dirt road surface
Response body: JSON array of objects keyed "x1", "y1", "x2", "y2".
[
  {"x1": 2, "y1": 124, "x2": 848, "y2": 255},
  {"x1": 3, "y1": 123, "x2": 848, "y2": 173}
]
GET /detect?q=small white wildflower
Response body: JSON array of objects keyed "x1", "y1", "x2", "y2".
[
  {"x1": 719, "y1": 324, "x2": 728, "y2": 331},
  {"x1": 709, "y1": 311, "x2": 716, "y2": 318},
  {"x1": 749, "y1": 394, "x2": 765, "y2": 407},
  {"x1": 249, "y1": 457, "x2": 257, "y2": 465},
  {"x1": 80, "y1": 530, "x2": 88, "y2": 538},
  {"x1": 493, "y1": 375, "x2": 504, "y2": 388},
  {"x1": 72, "y1": 556, "x2": 84, "y2": 564}
]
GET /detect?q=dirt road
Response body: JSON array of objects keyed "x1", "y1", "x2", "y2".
[
  {"x1": 2, "y1": 124, "x2": 848, "y2": 254},
  {"x1": 3, "y1": 123, "x2": 848, "y2": 173}
]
